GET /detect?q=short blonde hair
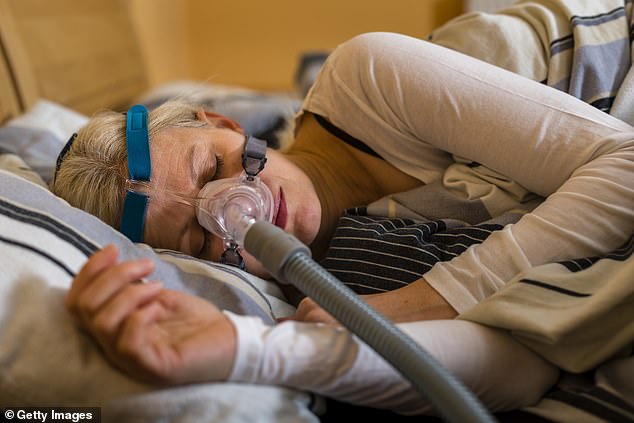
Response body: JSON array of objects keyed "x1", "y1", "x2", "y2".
[{"x1": 50, "y1": 99, "x2": 207, "y2": 229}]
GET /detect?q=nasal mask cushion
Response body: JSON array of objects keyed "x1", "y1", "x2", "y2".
[{"x1": 196, "y1": 171, "x2": 274, "y2": 244}]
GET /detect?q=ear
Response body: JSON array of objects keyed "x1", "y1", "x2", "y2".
[{"x1": 196, "y1": 109, "x2": 244, "y2": 134}]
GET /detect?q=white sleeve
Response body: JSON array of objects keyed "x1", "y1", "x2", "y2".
[
  {"x1": 224, "y1": 311, "x2": 559, "y2": 415},
  {"x1": 301, "y1": 32, "x2": 634, "y2": 312}
]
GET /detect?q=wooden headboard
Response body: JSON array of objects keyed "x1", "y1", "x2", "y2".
[
  {"x1": 0, "y1": 33, "x2": 20, "y2": 124},
  {"x1": 0, "y1": 0, "x2": 147, "y2": 123}
]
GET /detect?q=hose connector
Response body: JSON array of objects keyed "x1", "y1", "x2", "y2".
[{"x1": 243, "y1": 220, "x2": 311, "y2": 283}]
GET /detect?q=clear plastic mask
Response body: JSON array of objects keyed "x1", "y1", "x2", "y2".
[{"x1": 195, "y1": 171, "x2": 274, "y2": 245}]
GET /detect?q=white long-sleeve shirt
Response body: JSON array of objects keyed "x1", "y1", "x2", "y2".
[{"x1": 225, "y1": 312, "x2": 558, "y2": 415}]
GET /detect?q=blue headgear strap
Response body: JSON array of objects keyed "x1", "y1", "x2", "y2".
[{"x1": 120, "y1": 104, "x2": 151, "y2": 243}]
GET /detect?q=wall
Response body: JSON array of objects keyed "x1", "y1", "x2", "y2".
[
  {"x1": 464, "y1": 0, "x2": 514, "y2": 12},
  {"x1": 128, "y1": 0, "x2": 192, "y2": 86},
  {"x1": 130, "y1": 0, "x2": 463, "y2": 91}
]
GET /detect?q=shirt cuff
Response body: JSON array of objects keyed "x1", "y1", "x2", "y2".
[{"x1": 223, "y1": 310, "x2": 270, "y2": 384}]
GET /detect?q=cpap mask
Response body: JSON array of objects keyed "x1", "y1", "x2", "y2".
[
  {"x1": 120, "y1": 104, "x2": 273, "y2": 270},
  {"x1": 194, "y1": 138, "x2": 273, "y2": 268}
]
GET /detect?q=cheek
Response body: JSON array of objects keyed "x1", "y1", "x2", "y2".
[
  {"x1": 202, "y1": 234, "x2": 226, "y2": 262},
  {"x1": 242, "y1": 251, "x2": 271, "y2": 278}
]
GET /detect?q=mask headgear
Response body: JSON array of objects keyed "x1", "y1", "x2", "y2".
[{"x1": 120, "y1": 104, "x2": 151, "y2": 243}]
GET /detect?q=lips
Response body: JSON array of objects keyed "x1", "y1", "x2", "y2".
[{"x1": 273, "y1": 187, "x2": 288, "y2": 229}]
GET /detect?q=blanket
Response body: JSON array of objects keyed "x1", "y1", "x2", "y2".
[
  {"x1": 430, "y1": 0, "x2": 634, "y2": 125},
  {"x1": 422, "y1": 2, "x2": 634, "y2": 420}
]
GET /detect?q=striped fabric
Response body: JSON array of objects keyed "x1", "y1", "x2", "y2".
[
  {"x1": 549, "y1": 3, "x2": 632, "y2": 113},
  {"x1": 321, "y1": 209, "x2": 502, "y2": 294},
  {"x1": 559, "y1": 234, "x2": 634, "y2": 272},
  {"x1": 430, "y1": 0, "x2": 634, "y2": 122},
  {"x1": 461, "y1": 233, "x2": 634, "y2": 422},
  {"x1": 315, "y1": 5, "x2": 634, "y2": 418},
  {"x1": 0, "y1": 167, "x2": 286, "y2": 322},
  {"x1": 530, "y1": 383, "x2": 634, "y2": 422}
]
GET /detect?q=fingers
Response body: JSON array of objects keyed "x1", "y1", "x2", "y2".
[
  {"x1": 119, "y1": 300, "x2": 166, "y2": 351},
  {"x1": 73, "y1": 259, "x2": 155, "y2": 317},
  {"x1": 89, "y1": 281, "x2": 163, "y2": 343},
  {"x1": 65, "y1": 244, "x2": 118, "y2": 309},
  {"x1": 66, "y1": 244, "x2": 161, "y2": 340},
  {"x1": 67, "y1": 246, "x2": 154, "y2": 312},
  {"x1": 96, "y1": 300, "x2": 168, "y2": 383},
  {"x1": 286, "y1": 297, "x2": 341, "y2": 327}
]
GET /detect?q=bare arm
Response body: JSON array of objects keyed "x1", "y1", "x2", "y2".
[{"x1": 290, "y1": 277, "x2": 457, "y2": 325}]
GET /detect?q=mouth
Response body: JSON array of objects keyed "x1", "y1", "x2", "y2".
[{"x1": 273, "y1": 187, "x2": 288, "y2": 230}]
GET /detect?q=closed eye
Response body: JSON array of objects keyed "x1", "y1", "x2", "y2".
[{"x1": 214, "y1": 155, "x2": 225, "y2": 179}]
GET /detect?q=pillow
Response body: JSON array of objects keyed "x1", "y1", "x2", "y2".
[
  {"x1": 0, "y1": 100, "x2": 87, "y2": 183},
  {"x1": 137, "y1": 81, "x2": 301, "y2": 149},
  {"x1": 0, "y1": 168, "x2": 316, "y2": 422}
]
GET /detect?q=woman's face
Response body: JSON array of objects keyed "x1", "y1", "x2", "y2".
[{"x1": 142, "y1": 116, "x2": 321, "y2": 277}]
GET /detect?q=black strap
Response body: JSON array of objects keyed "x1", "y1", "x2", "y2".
[
  {"x1": 242, "y1": 135, "x2": 268, "y2": 180},
  {"x1": 313, "y1": 114, "x2": 382, "y2": 159}
]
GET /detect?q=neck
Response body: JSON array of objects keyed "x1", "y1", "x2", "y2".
[{"x1": 285, "y1": 115, "x2": 384, "y2": 258}]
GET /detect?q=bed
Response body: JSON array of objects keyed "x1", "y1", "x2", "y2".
[{"x1": 1, "y1": 1, "x2": 632, "y2": 422}]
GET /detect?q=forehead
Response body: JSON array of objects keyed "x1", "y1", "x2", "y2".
[
  {"x1": 151, "y1": 126, "x2": 206, "y2": 155},
  {"x1": 142, "y1": 128, "x2": 204, "y2": 250},
  {"x1": 149, "y1": 127, "x2": 207, "y2": 185}
]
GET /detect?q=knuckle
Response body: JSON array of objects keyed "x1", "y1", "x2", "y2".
[
  {"x1": 92, "y1": 314, "x2": 117, "y2": 336},
  {"x1": 77, "y1": 293, "x2": 98, "y2": 314}
]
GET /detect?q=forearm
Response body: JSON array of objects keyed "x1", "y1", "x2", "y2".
[
  {"x1": 363, "y1": 277, "x2": 457, "y2": 323},
  {"x1": 225, "y1": 312, "x2": 559, "y2": 414}
]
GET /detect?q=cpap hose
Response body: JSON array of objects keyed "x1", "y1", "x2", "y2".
[{"x1": 243, "y1": 220, "x2": 497, "y2": 423}]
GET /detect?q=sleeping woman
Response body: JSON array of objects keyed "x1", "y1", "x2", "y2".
[{"x1": 50, "y1": 3, "x2": 634, "y2": 417}]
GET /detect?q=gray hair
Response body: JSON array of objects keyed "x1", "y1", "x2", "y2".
[{"x1": 50, "y1": 99, "x2": 207, "y2": 229}]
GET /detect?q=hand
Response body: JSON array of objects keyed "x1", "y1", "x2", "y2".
[
  {"x1": 288, "y1": 278, "x2": 457, "y2": 325},
  {"x1": 66, "y1": 244, "x2": 236, "y2": 385},
  {"x1": 285, "y1": 296, "x2": 341, "y2": 326}
]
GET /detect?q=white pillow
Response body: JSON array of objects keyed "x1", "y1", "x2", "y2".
[{"x1": 0, "y1": 100, "x2": 87, "y2": 183}]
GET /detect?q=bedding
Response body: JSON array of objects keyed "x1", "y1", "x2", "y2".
[
  {"x1": 0, "y1": 102, "x2": 317, "y2": 422},
  {"x1": 137, "y1": 81, "x2": 301, "y2": 150},
  {"x1": 0, "y1": 100, "x2": 87, "y2": 183},
  {"x1": 430, "y1": 0, "x2": 634, "y2": 126}
]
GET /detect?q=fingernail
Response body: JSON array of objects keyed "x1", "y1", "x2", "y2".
[
  {"x1": 103, "y1": 244, "x2": 118, "y2": 254},
  {"x1": 133, "y1": 279, "x2": 162, "y2": 288},
  {"x1": 139, "y1": 258, "x2": 155, "y2": 271}
]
